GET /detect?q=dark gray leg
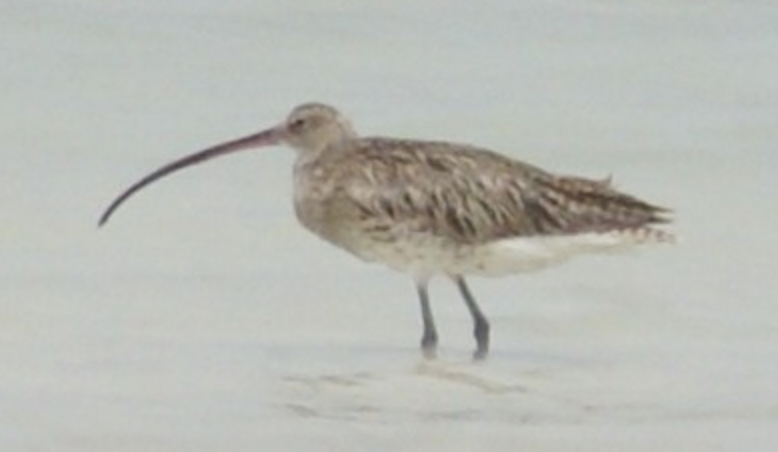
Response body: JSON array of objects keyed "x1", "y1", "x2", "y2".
[
  {"x1": 417, "y1": 282, "x2": 438, "y2": 359},
  {"x1": 455, "y1": 276, "x2": 490, "y2": 360}
]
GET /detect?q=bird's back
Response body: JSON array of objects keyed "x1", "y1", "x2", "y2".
[{"x1": 293, "y1": 137, "x2": 672, "y2": 277}]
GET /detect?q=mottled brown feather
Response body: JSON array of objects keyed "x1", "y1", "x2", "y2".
[{"x1": 308, "y1": 137, "x2": 671, "y2": 247}]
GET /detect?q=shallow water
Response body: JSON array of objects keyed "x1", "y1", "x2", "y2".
[{"x1": 2, "y1": 1, "x2": 777, "y2": 450}]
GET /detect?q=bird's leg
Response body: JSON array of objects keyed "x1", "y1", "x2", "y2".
[
  {"x1": 416, "y1": 282, "x2": 438, "y2": 359},
  {"x1": 454, "y1": 276, "x2": 490, "y2": 360}
]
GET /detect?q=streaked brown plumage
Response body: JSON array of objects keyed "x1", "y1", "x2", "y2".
[{"x1": 99, "y1": 102, "x2": 672, "y2": 360}]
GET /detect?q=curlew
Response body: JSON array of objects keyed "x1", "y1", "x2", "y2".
[{"x1": 99, "y1": 102, "x2": 672, "y2": 360}]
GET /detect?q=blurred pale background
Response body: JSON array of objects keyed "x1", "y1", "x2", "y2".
[{"x1": 1, "y1": 1, "x2": 777, "y2": 450}]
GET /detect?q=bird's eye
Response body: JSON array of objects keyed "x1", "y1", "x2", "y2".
[{"x1": 289, "y1": 117, "x2": 306, "y2": 130}]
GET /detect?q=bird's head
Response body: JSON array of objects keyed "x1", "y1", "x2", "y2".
[
  {"x1": 97, "y1": 102, "x2": 355, "y2": 226},
  {"x1": 282, "y1": 103, "x2": 357, "y2": 153}
]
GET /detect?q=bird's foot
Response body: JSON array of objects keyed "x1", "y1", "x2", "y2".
[
  {"x1": 420, "y1": 331, "x2": 438, "y2": 360},
  {"x1": 472, "y1": 320, "x2": 490, "y2": 361},
  {"x1": 472, "y1": 346, "x2": 488, "y2": 361}
]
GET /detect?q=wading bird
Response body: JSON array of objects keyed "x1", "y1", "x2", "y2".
[{"x1": 99, "y1": 102, "x2": 672, "y2": 360}]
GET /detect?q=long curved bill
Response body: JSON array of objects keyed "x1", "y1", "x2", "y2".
[{"x1": 98, "y1": 126, "x2": 283, "y2": 227}]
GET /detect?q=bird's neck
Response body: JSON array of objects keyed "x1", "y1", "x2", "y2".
[{"x1": 294, "y1": 137, "x2": 355, "y2": 170}]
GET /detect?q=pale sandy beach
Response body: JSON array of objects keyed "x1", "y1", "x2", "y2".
[{"x1": 1, "y1": 1, "x2": 777, "y2": 450}]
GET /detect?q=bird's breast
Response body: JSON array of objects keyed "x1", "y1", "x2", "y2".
[
  {"x1": 293, "y1": 164, "x2": 330, "y2": 231},
  {"x1": 292, "y1": 159, "x2": 364, "y2": 251}
]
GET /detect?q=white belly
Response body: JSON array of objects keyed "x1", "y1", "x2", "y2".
[{"x1": 351, "y1": 228, "x2": 673, "y2": 280}]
